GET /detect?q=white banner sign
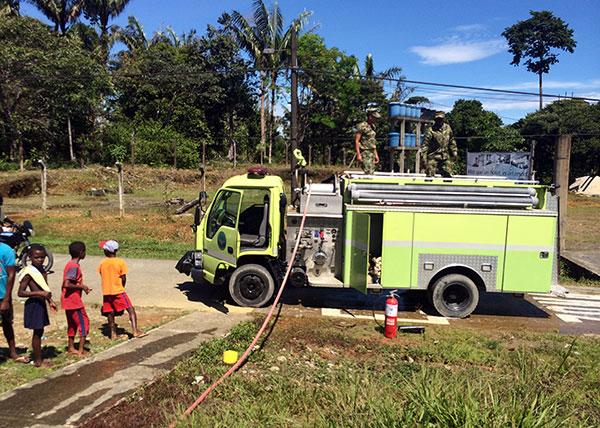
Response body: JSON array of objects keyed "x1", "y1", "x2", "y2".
[{"x1": 467, "y1": 152, "x2": 530, "y2": 180}]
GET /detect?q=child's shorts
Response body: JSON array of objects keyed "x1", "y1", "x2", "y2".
[
  {"x1": 24, "y1": 298, "x2": 49, "y2": 330},
  {"x1": 102, "y1": 292, "x2": 133, "y2": 316},
  {"x1": 65, "y1": 308, "x2": 90, "y2": 337}
]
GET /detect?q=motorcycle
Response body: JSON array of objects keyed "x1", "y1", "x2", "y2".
[{"x1": 0, "y1": 217, "x2": 54, "y2": 272}]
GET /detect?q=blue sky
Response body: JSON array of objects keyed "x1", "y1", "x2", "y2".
[{"x1": 22, "y1": 0, "x2": 600, "y2": 123}]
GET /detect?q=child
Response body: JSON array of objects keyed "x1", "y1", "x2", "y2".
[
  {"x1": 62, "y1": 241, "x2": 92, "y2": 356},
  {"x1": 1, "y1": 241, "x2": 24, "y2": 362},
  {"x1": 97, "y1": 240, "x2": 145, "y2": 339},
  {"x1": 17, "y1": 244, "x2": 57, "y2": 367}
]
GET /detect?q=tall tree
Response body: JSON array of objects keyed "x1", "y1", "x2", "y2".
[
  {"x1": 229, "y1": 0, "x2": 310, "y2": 164},
  {"x1": 27, "y1": 0, "x2": 86, "y2": 161},
  {"x1": 84, "y1": 0, "x2": 132, "y2": 63},
  {"x1": 0, "y1": 16, "x2": 109, "y2": 169},
  {"x1": 502, "y1": 10, "x2": 576, "y2": 110},
  {"x1": 27, "y1": 0, "x2": 84, "y2": 34}
]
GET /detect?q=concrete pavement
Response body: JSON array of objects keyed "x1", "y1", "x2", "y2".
[
  {"x1": 45, "y1": 254, "x2": 251, "y2": 314},
  {"x1": 0, "y1": 310, "x2": 250, "y2": 428}
]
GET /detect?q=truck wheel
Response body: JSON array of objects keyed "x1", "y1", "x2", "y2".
[
  {"x1": 229, "y1": 264, "x2": 275, "y2": 307},
  {"x1": 429, "y1": 274, "x2": 479, "y2": 318}
]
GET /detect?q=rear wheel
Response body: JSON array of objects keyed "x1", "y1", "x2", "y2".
[
  {"x1": 229, "y1": 264, "x2": 275, "y2": 307},
  {"x1": 429, "y1": 273, "x2": 479, "y2": 318}
]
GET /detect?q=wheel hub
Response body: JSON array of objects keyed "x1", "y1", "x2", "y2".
[
  {"x1": 443, "y1": 282, "x2": 470, "y2": 311},
  {"x1": 239, "y1": 274, "x2": 265, "y2": 300}
]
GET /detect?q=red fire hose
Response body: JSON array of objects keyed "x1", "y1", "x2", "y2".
[{"x1": 169, "y1": 186, "x2": 312, "y2": 427}]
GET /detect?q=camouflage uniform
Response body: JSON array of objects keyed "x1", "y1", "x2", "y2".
[
  {"x1": 355, "y1": 121, "x2": 378, "y2": 174},
  {"x1": 421, "y1": 123, "x2": 457, "y2": 177}
]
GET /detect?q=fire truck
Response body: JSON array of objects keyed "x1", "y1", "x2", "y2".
[{"x1": 176, "y1": 170, "x2": 557, "y2": 318}]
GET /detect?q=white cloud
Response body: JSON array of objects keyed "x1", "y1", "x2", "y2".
[
  {"x1": 410, "y1": 39, "x2": 505, "y2": 65},
  {"x1": 453, "y1": 23, "x2": 486, "y2": 33}
]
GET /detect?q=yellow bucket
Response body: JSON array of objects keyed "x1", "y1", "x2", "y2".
[{"x1": 223, "y1": 350, "x2": 239, "y2": 365}]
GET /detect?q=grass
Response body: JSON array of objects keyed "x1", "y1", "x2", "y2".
[
  {"x1": 82, "y1": 316, "x2": 600, "y2": 427},
  {"x1": 2, "y1": 163, "x2": 340, "y2": 259},
  {"x1": 0, "y1": 305, "x2": 187, "y2": 395}
]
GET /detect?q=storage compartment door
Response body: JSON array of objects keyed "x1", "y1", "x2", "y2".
[
  {"x1": 343, "y1": 211, "x2": 370, "y2": 294},
  {"x1": 502, "y1": 215, "x2": 556, "y2": 293}
]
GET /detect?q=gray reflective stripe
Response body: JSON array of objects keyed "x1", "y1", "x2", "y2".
[
  {"x1": 345, "y1": 239, "x2": 368, "y2": 252},
  {"x1": 384, "y1": 240, "x2": 553, "y2": 253},
  {"x1": 205, "y1": 249, "x2": 236, "y2": 265}
]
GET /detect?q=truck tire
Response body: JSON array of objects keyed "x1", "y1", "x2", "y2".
[
  {"x1": 429, "y1": 273, "x2": 479, "y2": 318},
  {"x1": 229, "y1": 264, "x2": 275, "y2": 307}
]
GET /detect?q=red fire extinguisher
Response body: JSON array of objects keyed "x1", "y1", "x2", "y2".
[{"x1": 384, "y1": 292, "x2": 398, "y2": 339}]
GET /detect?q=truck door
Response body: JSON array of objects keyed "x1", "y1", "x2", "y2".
[
  {"x1": 203, "y1": 190, "x2": 242, "y2": 281},
  {"x1": 344, "y1": 211, "x2": 370, "y2": 294}
]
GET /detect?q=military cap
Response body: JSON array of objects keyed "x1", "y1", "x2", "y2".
[
  {"x1": 434, "y1": 111, "x2": 445, "y2": 119},
  {"x1": 366, "y1": 107, "x2": 381, "y2": 118}
]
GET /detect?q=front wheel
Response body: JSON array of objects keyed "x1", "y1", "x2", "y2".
[
  {"x1": 229, "y1": 264, "x2": 275, "y2": 307},
  {"x1": 20, "y1": 248, "x2": 54, "y2": 273},
  {"x1": 429, "y1": 273, "x2": 479, "y2": 318}
]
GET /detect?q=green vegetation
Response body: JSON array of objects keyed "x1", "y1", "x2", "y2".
[{"x1": 82, "y1": 316, "x2": 600, "y2": 427}]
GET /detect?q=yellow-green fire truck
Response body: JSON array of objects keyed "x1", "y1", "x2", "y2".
[{"x1": 176, "y1": 170, "x2": 557, "y2": 318}]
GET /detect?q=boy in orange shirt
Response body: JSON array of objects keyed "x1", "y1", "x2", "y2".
[{"x1": 97, "y1": 240, "x2": 144, "y2": 339}]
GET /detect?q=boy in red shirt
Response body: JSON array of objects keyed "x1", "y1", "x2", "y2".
[
  {"x1": 62, "y1": 241, "x2": 91, "y2": 356},
  {"x1": 97, "y1": 240, "x2": 144, "y2": 339}
]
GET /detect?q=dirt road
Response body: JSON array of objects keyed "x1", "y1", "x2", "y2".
[{"x1": 46, "y1": 254, "x2": 250, "y2": 314}]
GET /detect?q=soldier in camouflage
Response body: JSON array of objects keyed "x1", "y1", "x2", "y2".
[
  {"x1": 421, "y1": 111, "x2": 457, "y2": 177},
  {"x1": 354, "y1": 107, "x2": 381, "y2": 174}
]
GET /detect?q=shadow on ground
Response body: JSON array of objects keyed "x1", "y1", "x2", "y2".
[{"x1": 176, "y1": 281, "x2": 229, "y2": 314}]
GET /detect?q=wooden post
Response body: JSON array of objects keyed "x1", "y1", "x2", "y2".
[
  {"x1": 131, "y1": 129, "x2": 136, "y2": 169},
  {"x1": 415, "y1": 122, "x2": 421, "y2": 174},
  {"x1": 37, "y1": 160, "x2": 47, "y2": 214},
  {"x1": 327, "y1": 146, "x2": 331, "y2": 166},
  {"x1": 343, "y1": 148, "x2": 347, "y2": 166},
  {"x1": 201, "y1": 140, "x2": 206, "y2": 192},
  {"x1": 67, "y1": 116, "x2": 74, "y2": 162},
  {"x1": 554, "y1": 135, "x2": 571, "y2": 253},
  {"x1": 115, "y1": 162, "x2": 124, "y2": 218},
  {"x1": 399, "y1": 119, "x2": 406, "y2": 173},
  {"x1": 308, "y1": 144, "x2": 312, "y2": 166}
]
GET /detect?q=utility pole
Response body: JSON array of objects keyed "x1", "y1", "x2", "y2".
[
  {"x1": 290, "y1": 24, "x2": 299, "y2": 202},
  {"x1": 554, "y1": 135, "x2": 571, "y2": 253}
]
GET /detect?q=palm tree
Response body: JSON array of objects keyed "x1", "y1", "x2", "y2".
[
  {"x1": 113, "y1": 15, "x2": 148, "y2": 56},
  {"x1": 230, "y1": 0, "x2": 311, "y2": 164},
  {"x1": 84, "y1": 0, "x2": 132, "y2": 63},
  {"x1": 27, "y1": 0, "x2": 84, "y2": 34},
  {"x1": 361, "y1": 53, "x2": 412, "y2": 101}
]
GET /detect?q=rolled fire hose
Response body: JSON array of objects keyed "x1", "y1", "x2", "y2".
[{"x1": 170, "y1": 185, "x2": 313, "y2": 427}]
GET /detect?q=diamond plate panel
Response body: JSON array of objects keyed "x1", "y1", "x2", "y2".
[{"x1": 417, "y1": 253, "x2": 498, "y2": 291}]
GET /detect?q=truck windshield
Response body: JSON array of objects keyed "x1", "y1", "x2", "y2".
[{"x1": 206, "y1": 190, "x2": 241, "y2": 239}]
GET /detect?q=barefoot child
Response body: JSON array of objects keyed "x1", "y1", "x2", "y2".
[
  {"x1": 17, "y1": 244, "x2": 57, "y2": 367},
  {"x1": 97, "y1": 240, "x2": 145, "y2": 339},
  {"x1": 62, "y1": 241, "x2": 91, "y2": 356}
]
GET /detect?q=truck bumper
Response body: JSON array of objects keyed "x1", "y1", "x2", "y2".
[{"x1": 175, "y1": 250, "x2": 203, "y2": 277}]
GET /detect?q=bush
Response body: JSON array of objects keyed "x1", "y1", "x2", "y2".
[
  {"x1": 0, "y1": 158, "x2": 18, "y2": 171},
  {"x1": 99, "y1": 120, "x2": 200, "y2": 168}
]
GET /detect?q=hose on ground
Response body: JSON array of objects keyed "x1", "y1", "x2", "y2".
[{"x1": 169, "y1": 185, "x2": 312, "y2": 427}]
